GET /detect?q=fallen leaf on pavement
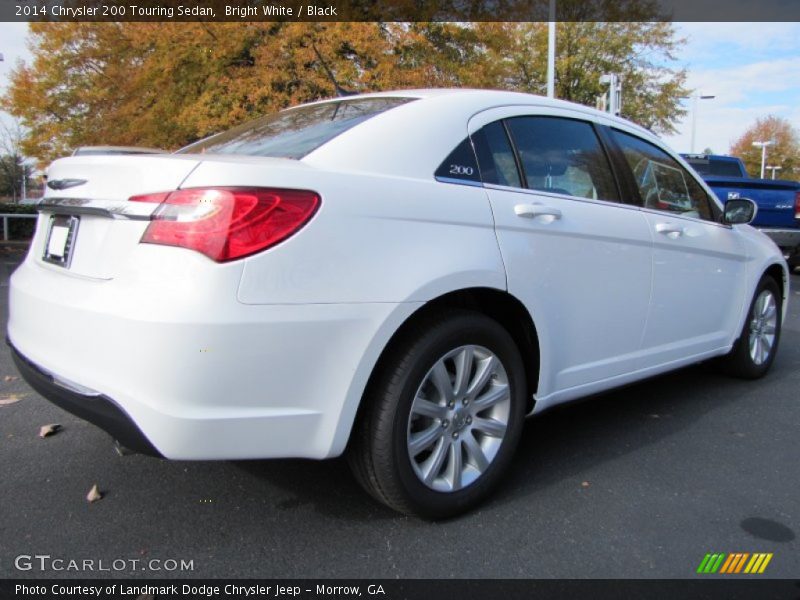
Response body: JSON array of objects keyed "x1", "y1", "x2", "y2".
[
  {"x1": 39, "y1": 424, "x2": 62, "y2": 438},
  {"x1": 86, "y1": 484, "x2": 103, "y2": 503},
  {"x1": 0, "y1": 393, "x2": 26, "y2": 406},
  {"x1": 4, "y1": 375, "x2": 18, "y2": 382}
]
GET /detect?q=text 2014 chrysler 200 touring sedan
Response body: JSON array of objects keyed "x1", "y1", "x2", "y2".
[{"x1": 8, "y1": 90, "x2": 788, "y2": 517}]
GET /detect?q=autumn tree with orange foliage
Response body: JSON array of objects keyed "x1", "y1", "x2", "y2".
[
  {"x1": 2, "y1": 18, "x2": 688, "y2": 166},
  {"x1": 730, "y1": 116, "x2": 800, "y2": 179}
]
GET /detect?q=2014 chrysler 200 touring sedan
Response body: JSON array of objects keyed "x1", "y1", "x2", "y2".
[{"x1": 9, "y1": 89, "x2": 788, "y2": 518}]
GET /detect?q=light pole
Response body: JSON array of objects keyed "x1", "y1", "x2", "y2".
[
  {"x1": 546, "y1": 0, "x2": 556, "y2": 98},
  {"x1": 766, "y1": 165, "x2": 782, "y2": 180},
  {"x1": 690, "y1": 94, "x2": 715, "y2": 153},
  {"x1": 599, "y1": 74, "x2": 622, "y2": 116},
  {"x1": 752, "y1": 140, "x2": 775, "y2": 179}
]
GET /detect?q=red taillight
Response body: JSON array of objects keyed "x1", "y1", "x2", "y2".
[
  {"x1": 795, "y1": 191, "x2": 800, "y2": 220},
  {"x1": 130, "y1": 187, "x2": 320, "y2": 262}
]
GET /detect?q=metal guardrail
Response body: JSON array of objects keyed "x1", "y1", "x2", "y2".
[{"x1": 0, "y1": 213, "x2": 38, "y2": 242}]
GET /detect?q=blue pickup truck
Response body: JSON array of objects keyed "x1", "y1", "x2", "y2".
[{"x1": 682, "y1": 154, "x2": 800, "y2": 270}]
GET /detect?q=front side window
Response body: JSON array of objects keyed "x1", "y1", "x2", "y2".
[
  {"x1": 179, "y1": 97, "x2": 415, "y2": 159},
  {"x1": 504, "y1": 116, "x2": 620, "y2": 202},
  {"x1": 612, "y1": 130, "x2": 714, "y2": 221}
]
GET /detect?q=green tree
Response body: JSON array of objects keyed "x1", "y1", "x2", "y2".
[
  {"x1": 465, "y1": 20, "x2": 687, "y2": 134},
  {"x1": 0, "y1": 121, "x2": 33, "y2": 202},
  {"x1": 729, "y1": 116, "x2": 800, "y2": 179}
]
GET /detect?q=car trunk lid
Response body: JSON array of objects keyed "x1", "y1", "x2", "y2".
[{"x1": 36, "y1": 155, "x2": 202, "y2": 279}]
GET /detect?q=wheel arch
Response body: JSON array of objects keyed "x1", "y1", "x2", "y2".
[
  {"x1": 413, "y1": 288, "x2": 541, "y2": 412},
  {"x1": 730, "y1": 259, "x2": 789, "y2": 350},
  {"x1": 763, "y1": 262, "x2": 788, "y2": 307},
  {"x1": 342, "y1": 287, "x2": 541, "y2": 455}
]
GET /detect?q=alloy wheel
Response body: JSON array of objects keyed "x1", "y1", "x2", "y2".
[
  {"x1": 406, "y1": 345, "x2": 511, "y2": 493},
  {"x1": 748, "y1": 289, "x2": 778, "y2": 366}
]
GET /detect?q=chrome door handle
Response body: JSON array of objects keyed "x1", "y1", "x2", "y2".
[
  {"x1": 514, "y1": 204, "x2": 562, "y2": 220},
  {"x1": 655, "y1": 223, "x2": 684, "y2": 237}
]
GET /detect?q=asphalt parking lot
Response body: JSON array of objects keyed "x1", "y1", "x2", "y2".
[{"x1": 0, "y1": 248, "x2": 798, "y2": 579}]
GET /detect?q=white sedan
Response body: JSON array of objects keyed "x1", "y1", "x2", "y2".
[{"x1": 8, "y1": 89, "x2": 788, "y2": 518}]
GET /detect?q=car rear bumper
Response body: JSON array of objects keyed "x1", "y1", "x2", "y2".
[
  {"x1": 9, "y1": 341, "x2": 162, "y2": 456},
  {"x1": 8, "y1": 255, "x2": 418, "y2": 460}
]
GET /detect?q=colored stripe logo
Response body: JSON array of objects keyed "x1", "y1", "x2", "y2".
[{"x1": 697, "y1": 552, "x2": 773, "y2": 574}]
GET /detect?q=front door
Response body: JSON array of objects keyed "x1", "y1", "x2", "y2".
[{"x1": 608, "y1": 129, "x2": 748, "y2": 364}]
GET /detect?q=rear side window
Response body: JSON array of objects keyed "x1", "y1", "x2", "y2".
[
  {"x1": 472, "y1": 121, "x2": 522, "y2": 188},
  {"x1": 504, "y1": 117, "x2": 620, "y2": 202},
  {"x1": 435, "y1": 138, "x2": 482, "y2": 184},
  {"x1": 613, "y1": 130, "x2": 714, "y2": 221},
  {"x1": 179, "y1": 97, "x2": 415, "y2": 159}
]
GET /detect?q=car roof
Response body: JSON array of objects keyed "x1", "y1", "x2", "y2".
[
  {"x1": 301, "y1": 88, "x2": 655, "y2": 138},
  {"x1": 303, "y1": 88, "x2": 660, "y2": 178}
]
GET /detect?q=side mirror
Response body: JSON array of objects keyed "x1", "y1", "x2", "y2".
[{"x1": 723, "y1": 198, "x2": 758, "y2": 225}]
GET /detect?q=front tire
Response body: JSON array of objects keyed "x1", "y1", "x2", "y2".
[
  {"x1": 718, "y1": 275, "x2": 782, "y2": 379},
  {"x1": 348, "y1": 310, "x2": 527, "y2": 518}
]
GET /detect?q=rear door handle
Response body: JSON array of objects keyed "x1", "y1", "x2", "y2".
[
  {"x1": 514, "y1": 204, "x2": 562, "y2": 220},
  {"x1": 655, "y1": 223, "x2": 684, "y2": 238}
]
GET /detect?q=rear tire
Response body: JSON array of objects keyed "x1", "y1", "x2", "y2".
[
  {"x1": 347, "y1": 310, "x2": 527, "y2": 518},
  {"x1": 717, "y1": 276, "x2": 782, "y2": 379}
]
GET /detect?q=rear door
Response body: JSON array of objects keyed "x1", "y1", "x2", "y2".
[
  {"x1": 469, "y1": 108, "x2": 654, "y2": 401},
  {"x1": 608, "y1": 129, "x2": 748, "y2": 364}
]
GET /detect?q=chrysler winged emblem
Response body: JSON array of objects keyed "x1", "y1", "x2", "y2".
[{"x1": 47, "y1": 178, "x2": 87, "y2": 191}]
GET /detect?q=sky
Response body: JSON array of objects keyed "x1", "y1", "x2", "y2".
[
  {"x1": 661, "y1": 22, "x2": 800, "y2": 154},
  {"x1": 1, "y1": 21, "x2": 800, "y2": 158}
]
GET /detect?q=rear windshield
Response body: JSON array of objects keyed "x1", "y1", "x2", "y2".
[
  {"x1": 73, "y1": 149, "x2": 161, "y2": 156},
  {"x1": 685, "y1": 158, "x2": 744, "y2": 178},
  {"x1": 178, "y1": 97, "x2": 415, "y2": 159}
]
